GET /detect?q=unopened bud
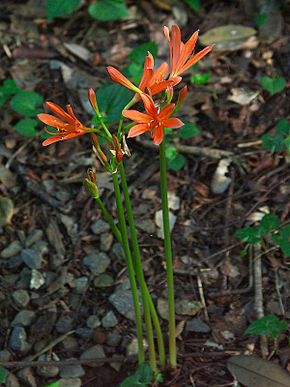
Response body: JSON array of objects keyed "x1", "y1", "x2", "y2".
[
  {"x1": 92, "y1": 134, "x2": 108, "y2": 164},
  {"x1": 112, "y1": 135, "x2": 123, "y2": 163},
  {"x1": 83, "y1": 169, "x2": 99, "y2": 199},
  {"x1": 176, "y1": 85, "x2": 188, "y2": 111},
  {"x1": 88, "y1": 88, "x2": 99, "y2": 114},
  {"x1": 165, "y1": 86, "x2": 174, "y2": 103}
]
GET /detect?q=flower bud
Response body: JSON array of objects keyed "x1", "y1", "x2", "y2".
[
  {"x1": 112, "y1": 135, "x2": 123, "y2": 163},
  {"x1": 83, "y1": 169, "x2": 99, "y2": 199},
  {"x1": 92, "y1": 134, "x2": 108, "y2": 164},
  {"x1": 88, "y1": 88, "x2": 99, "y2": 114},
  {"x1": 175, "y1": 85, "x2": 188, "y2": 111}
]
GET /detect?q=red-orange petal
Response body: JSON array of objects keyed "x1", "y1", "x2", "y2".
[
  {"x1": 180, "y1": 45, "x2": 213, "y2": 74},
  {"x1": 46, "y1": 101, "x2": 74, "y2": 124},
  {"x1": 163, "y1": 117, "x2": 184, "y2": 128},
  {"x1": 140, "y1": 94, "x2": 157, "y2": 117},
  {"x1": 42, "y1": 135, "x2": 64, "y2": 146},
  {"x1": 175, "y1": 30, "x2": 199, "y2": 74},
  {"x1": 66, "y1": 104, "x2": 78, "y2": 120},
  {"x1": 171, "y1": 25, "x2": 182, "y2": 71},
  {"x1": 159, "y1": 103, "x2": 175, "y2": 120},
  {"x1": 128, "y1": 124, "x2": 150, "y2": 138},
  {"x1": 122, "y1": 109, "x2": 152, "y2": 124},
  {"x1": 38, "y1": 113, "x2": 65, "y2": 128},
  {"x1": 152, "y1": 126, "x2": 164, "y2": 145},
  {"x1": 107, "y1": 66, "x2": 140, "y2": 93}
]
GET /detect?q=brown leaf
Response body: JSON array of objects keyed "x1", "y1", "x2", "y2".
[{"x1": 227, "y1": 354, "x2": 290, "y2": 387}]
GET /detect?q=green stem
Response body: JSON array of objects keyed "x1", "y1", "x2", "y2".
[
  {"x1": 119, "y1": 163, "x2": 166, "y2": 370},
  {"x1": 159, "y1": 141, "x2": 176, "y2": 368},
  {"x1": 95, "y1": 198, "x2": 122, "y2": 243},
  {"x1": 112, "y1": 173, "x2": 145, "y2": 364}
]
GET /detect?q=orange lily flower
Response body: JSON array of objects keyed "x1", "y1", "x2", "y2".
[
  {"x1": 38, "y1": 102, "x2": 91, "y2": 146},
  {"x1": 123, "y1": 94, "x2": 183, "y2": 145},
  {"x1": 163, "y1": 24, "x2": 213, "y2": 81}
]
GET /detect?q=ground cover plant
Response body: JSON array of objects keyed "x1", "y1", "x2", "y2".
[{"x1": 0, "y1": 1, "x2": 289, "y2": 386}]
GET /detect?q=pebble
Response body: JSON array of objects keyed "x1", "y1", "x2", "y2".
[
  {"x1": 30, "y1": 269, "x2": 45, "y2": 290},
  {"x1": 186, "y1": 318, "x2": 211, "y2": 333},
  {"x1": 5, "y1": 255, "x2": 22, "y2": 269},
  {"x1": 9, "y1": 327, "x2": 30, "y2": 352},
  {"x1": 21, "y1": 249, "x2": 42, "y2": 269},
  {"x1": 11, "y1": 310, "x2": 36, "y2": 327},
  {"x1": 80, "y1": 345, "x2": 106, "y2": 367},
  {"x1": 127, "y1": 337, "x2": 148, "y2": 356},
  {"x1": 25, "y1": 229, "x2": 43, "y2": 247},
  {"x1": 100, "y1": 233, "x2": 113, "y2": 252},
  {"x1": 94, "y1": 273, "x2": 114, "y2": 288},
  {"x1": 6, "y1": 373, "x2": 20, "y2": 387},
  {"x1": 73, "y1": 276, "x2": 88, "y2": 294},
  {"x1": 12, "y1": 290, "x2": 30, "y2": 308},
  {"x1": 62, "y1": 336, "x2": 79, "y2": 351},
  {"x1": 91, "y1": 219, "x2": 110, "y2": 234},
  {"x1": 106, "y1": 332, "x2": 122, "y2": 347},
  {"x1": 111, "y1": 243, "x2": 125, "y2": 260},
  {"x1": 31, "y1": 240, "x2": 48, "y2": 257},
  {"x1": 55, "y1": 315, "x2": 73, "y2": 333},
  {"x1": 83, "y1": 252, "x2": 110, "y2": 275},
  {"x1": 176, "y1": 299, "x2": 203, "y2": 316},
  {"x1": 59, "y1": 378, "x2": 82, "y2": 387},
  {"x1": 102, "y1": 311, "x2": 118, "y2": 328},
  {"x1": 17, "y1": 367, "x2": 37, "y2": 387},
  {"x1": 1, "y1": 240, "x2": 22, "y2": 258},
  {"x1": 155, "y1": 210, "x2": 176, "y2": 238},
  {"x1": 136, "y1": 219, "x2": 156, "y2": 234},
  {"x1": 60, "y1": 362, "x2": 85, "y2": 378},
  {"x1": 86, "y1": 315, "x2": 101, "y2": 329},
  {"x1": 157, "y1": 298, "x2": 169, "y2": 320},
  {"x1": 109, "y1": 289, "x2": 138, "y2": 321},
  {"x1": 37, "y1": 365, "x2": 59, "y2": 378},
  {"x1": 0, "y1": 349, "x2": 11, "y2": 361}
]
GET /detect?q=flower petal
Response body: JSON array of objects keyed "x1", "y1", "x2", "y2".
[
  {"x1": 175, "y1": 30, "x2": 199, "y2": 75},
  {"x1": 46, "y1": 102, "x2": 75, "y2": 124},
  {"x1": 66, "y1": 104, "x2": 78, "y2": 120},
  {"x1": 171, "y1": 25, "x2": 182, "y2": 71},
  {"x1": 163, "y1": 117, "x2": 184, "y2": 128},
  {"x1": 152, "y1": 126, "x2": 164, "y2": 145},
  {"x1": 180, "y1": 45, "x2": 213, "y2": 74},
  {"x1": 159, "y1": 103, "x2": 175, "y2": 120},
  {"x1": 128, "y1": 124, "x2": 150, "y2": 138},
  {"x1": 42, "y1": 135, "x2": 64, "y2": 146},
  {"x1": 107, "y1": 66, "x2": 140, "y2": 93},
  {"x1": 38, "y1": 113, "x2": 65, "y2": 128},
  {"x1": 138, "y1": 52, "x2": 154, "y2": 91},
  {"x1": 141, "y1": 94, "x2": 158, "y2": 117},
  {"x1": 122, "y1": 109, "x2": 152, "y2": 123}
]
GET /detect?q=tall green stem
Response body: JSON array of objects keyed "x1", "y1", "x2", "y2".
[
  {"x1": 95, "y1": 198, "x2": 121, "y2": 242},
  {"x1": 112, "y1": 173, "x2": 145, "y2": 364},
  {"x1": 159, "y1": 141, "x2": 176, "y2": 368},
  {"x1": 119, "y1": 163, "x2": 166, "y2": 370}
]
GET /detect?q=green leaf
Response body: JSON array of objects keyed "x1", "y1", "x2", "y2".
[
  {"x1": 178, "y1": 122, "x2": 200, "y2": 139},
  {"x1": 155, "y1": 372, "x2": 164, "y2": 383},
  {"x1": 272, "y1": 225, "x2": 290, "y2": 257},
  {"x1": 47, "y1": 0, "x2": 80, "y2": 20},
  {"x1": 190, "y1": 72, "x2": 211, "y2": 84},
  {"x1": 120, "y1": 375, "x2": 142, "y2": 387},
  {"x1": 260, "y1": 75, "x2": 286, "y2": 95},
  {"x1": 129, "y1": 42, "x2": 158, "y2": 65},
  {"x1": 167, "y1": 153, "x2": 185, "y2": 171},
  {"x1": 245, "y1": 315, "x2": 288, "y2": 339},
  {"x1": 276, "y1": 119, "x2": 290, "y2": 136},
  {"x1": 0, "y1": 196, "x2": 14, "y2": 227},
  {"x1": 123, "y1": 63, "x2": 144, "y2": 85},
  {"x1": 284, "y1": 136, "x2": 290, "y2": 152},
  {"x1": 0, "y1": 79, "x2": 21, "y2": 108},
  {"x1": 96, "y1": 84, "x2": 132, "y2": 124},
  {"x1": 255, "y1": 13, "x2": 267, "y2": 28},
  {"x1": 234, "y1": 227, "x2": 261, "y2": 244},
  {"x1": 135, "y1": 363, "x2": 152, "y2": 384},
  {"x1": 258, "y1": 213, "x2": 280, "y2": 235},
  {"x1": 45, "y1": 381, "x2": 61, "y2": 387},
  {"x1": 89, "y1": 0, "x2": 128, "y2": 21},
  {"x1": 262, "y1": 133, "x2": 285, "y2": 153},
  {"x1": 182, "y1": 0, "x2": 201, "y2": 12},
  {"x1": 0, "y1": 366, "x2": 8, "y2": 384},
  {"x1": 165, "y1": 146, "x2": 177, "y2": 160},
  {"x1": 11, "y1": 91, "x2": 43, "y2": 116},
  {"x1": 14, "y1": 118, "x2": 38, "y2": 136}
]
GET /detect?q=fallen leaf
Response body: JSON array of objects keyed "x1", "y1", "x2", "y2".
[{"x1": 0, "y1": 196, "x2": 14, "y2": 227}]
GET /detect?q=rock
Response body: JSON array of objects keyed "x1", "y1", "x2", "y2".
[
  {"x1": 37, "y1": 365, "x2": 59, "y2": 378},
  {"x1": 94, "y1": 273, "x2": 114, "y2": 288},
  {"x1": 9, "y1": 327, "x2": 30, "y2": 352},
  {"x1": 157, "y1": 298, "x2": 168, "y2": 320},
  {"x1": 60, "y1": 362, "x2": 85, "y2": 378},
  {"x1": 0, "y1": 349, "x2": 11, "y2": 361},
  {"x1": 62, "y1": 337, "x2": 79, "y2": 351},
  {"x1": 59, "y1": 378, "x2": 82, "y2": 387},
  {"x1": 80, "y1": 345, "x2": 106, "y2": 367},
  {"x1": 100, "y1": 233, "x2": 113, "y2": 252},
  {"x1": 11, "y1": 310, "x2": 36, "y2": 327},
  {"x1": 21, "y1": 249, "x2": 42, "y2": 269},
  {"x1": 111, "y1": 243, "x2": 125, "y2": 260},
  {"x1": 168, "y1": 192, "x2": 181, "y2": 210},
  {"x1": 17, "y1": 367, "x2": 37, "y2": 387},
  {"x1": 186, "y1": 318, "x2": 211, "y2": 333},
  {"x1": 73, "y1": 276, "x2": 88, "y2": 294},
  {"x1": 91, "y1": 219, "x2": 110, "y2": 235},
  {"x1": 25, "y1": 229, "x2": 43, "y2": 247},
  {"x1": 155, "y1": 210, "x2": 176, "y2": 239},
  {"x1": 127, "y1": 338, "x2": 147, "y2": 356},
  {"x1": 1, "y1": 240, "x2": 22, "y2": 258},
  {"x1": 83, "y1": 252, "x2": 110, "y2": 275},
  {"x1": 176, "y1": 300, "x2": 202, "y2": 316},
  {"x1": 5, "y1": 255, "x2": 22, "y2": 269},
  {"x1": 106, "y1": 332, "x2": 122, "y2": 347},
  {"x1": 86, "y1": 315, "x2": 101, "y2": 329},
  {"x1": 12, "y1": 290, "x2": 30, "y2": 308},
  {"x1": 30, "y1": 270, "x2": 45, "y2": 290},
  {"x1": 109, "y1": 289, "x2": 138, "y2": 321},
  {"x1": 55, "y1": 315, "x2": 73, "y2": 333},
  {"x1": 75, "y1": 327, "x2": 93, "y2": 340},
  {"x1": 136, "y1": 219, "x2": 156, "y2": 234},
  {"x1": 102, "y1": 311, "x2": 118, "y2": 328},
  {"x1": 30, "y1": 240, "x2": 48, "y2": 257},
  {"x1": 6, "y1": 373, "x2": 20, "y2": 387}
]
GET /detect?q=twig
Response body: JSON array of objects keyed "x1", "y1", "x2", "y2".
[
  {"x1": 274, "y1": 269, "x2": 285, "y2": 316},
  {"x1": 197, "y1": 274, "x2": 209, "y2": 322}
]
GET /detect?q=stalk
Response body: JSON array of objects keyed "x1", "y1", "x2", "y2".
[
  {"x1": 119, "y1": 163, "x2": 166, "y2": 370},
  {"x1": 112, "y1": 173, "x2": 145, "y2": 364},
  {"x1": 95, "y1": 197, "x2": 121, "y2": 242},
  {"x1": 159, "y1": 141, "x2": 176, "y2": 368}
]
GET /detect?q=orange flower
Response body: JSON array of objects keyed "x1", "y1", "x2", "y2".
[
  {"x1": 123, "y1": 94, "x2": 183, "y2": 145},
  {"x1": 163, "y1": 24, "x2": 213, "y2": 81},
  {"x1": 38, "y1": 102, "x2": 91, "y2": 146}
]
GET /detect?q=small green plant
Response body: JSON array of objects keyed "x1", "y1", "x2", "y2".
[
  {"x1": 260, "y1": 74, "x2": 286, "y2": 95},
  {"x1": 190, "y1": 72, "x2": 211, "y2": 84},
  {"x1": 235, "y1": 213, "x2": 290, "y2": 257},
  {"x1": 0, "y1": 366, "x2": 8, "y2": 384},
  {"x1": 255, "y1": 12, "x2": 268, "y2": 28},
  {"x1": 245, "y1": 315, "x2": 288, "y2": 339},
  {"x1": 182, "y1": 0, "x2": 201, "y2": 13},
  {"x1": 121, "y1": 363, "x2": 163, "y2": 387},
  {"x1": 0, "y1": 79, "x2": 44, "y2": 137},
  {"x1": 262, "y1": 118, "x2": 290, "y2": 153}
]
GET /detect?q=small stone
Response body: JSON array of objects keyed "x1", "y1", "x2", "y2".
[
  {"x1": 6, "y1": 373, "x2": 20, "y2": 387},
  {"x1": 59, "y1": 378, "x2": 82, "y2": 387},
  {"x1": 32, "y1": 240, "x2": 48, "y2": 257},
  {"x1": 94, "y1": 273, "x2": 114, "y2": 288},
  {"x1": 86, "y1": 315, "x2": 101, "y2": 329},
  {"x1": 62, "y1": 337, "x2": 79, "y2": 351},
  {"x1": 80, "y1": 345, "x2": 106, "y2": 367},
  {"x1": 155, "y1": 210, "x2": 176, "y2": 238},
  {"x1": 25, "y1": 229, "x2": 43, "y2": 247},
  {"x1": 12, "y1": 290, "x2": 30, "y2": 308},
  {"x1": 168, "y1": 192, "x2": 181, "y2": 210},
  {"x1": 83, "y1": 252, "x2": 110, "y2": 275},
  {"x1": 55, "y1": 315, "x2": 73, "y2": 333},
  {"x1": 0, "y1": 349, "x2": 11, "y2": 361},
  {"x1": 136, "y1": 219, "x2": 156, "y2": 234},
  {"x1": 186, "y1": 318, "x2": 211, "y2": 333},
  {"x1": 9, "y1": 327, "x2": 30, "y2": 352},
  {"x1": 157, "y1": 298, "x2": 168, "y2": 320},
  {"x1": 37, "y1": 365, "x2": 59, "y2": 378},
  {"x1": 17, "y1": 367, "x2": 37, "y2": 387},
  {"x1": 102, "y1": 311, "x2": 118, "y2": 328},
  {"x1": 109, "y1": 289, "x2": 138, "y2": 321},
  {"x1": 73, "y1": 276, "x2": 88, "y2": 294},
  {"x1": 106, "y1": 332, "x2": 122, "y2": 347},
  {"x1": 60, "y1": 362, "x2": 85, "y2": 378},
  {"x1": 21, "y1": 249, "x2": 42, "y2": 269},
  {"x1": 100, "y1": 233, "x2": 113, "y2": 252},
  {"x1": 176, "y1": 300, "x2": 202, "y2": 316},
  {"x1": 11, "y1": 310, "x2": 36, "y2": 327},
  {"x1": 91, "y1": 219, "x2": 110, "y2": 235},
  {"x1": 5, "y1": 255, "x2": 22, "y2": 269},
  {"x1": 111, "y1": 243, "x2": 125, "y2": 260},
  {"x1": 127, "y1": 338, "x2": 148, "y2": 356},
  {"x1": 30, "y1": 270, "x2": 45, "y2": 290},
  {"x1": 1, "y1": 240, "x2": 22, "y2": 258},
  {"x1": 75, "y1": 327, "x2": 93, "y2": 340}
]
